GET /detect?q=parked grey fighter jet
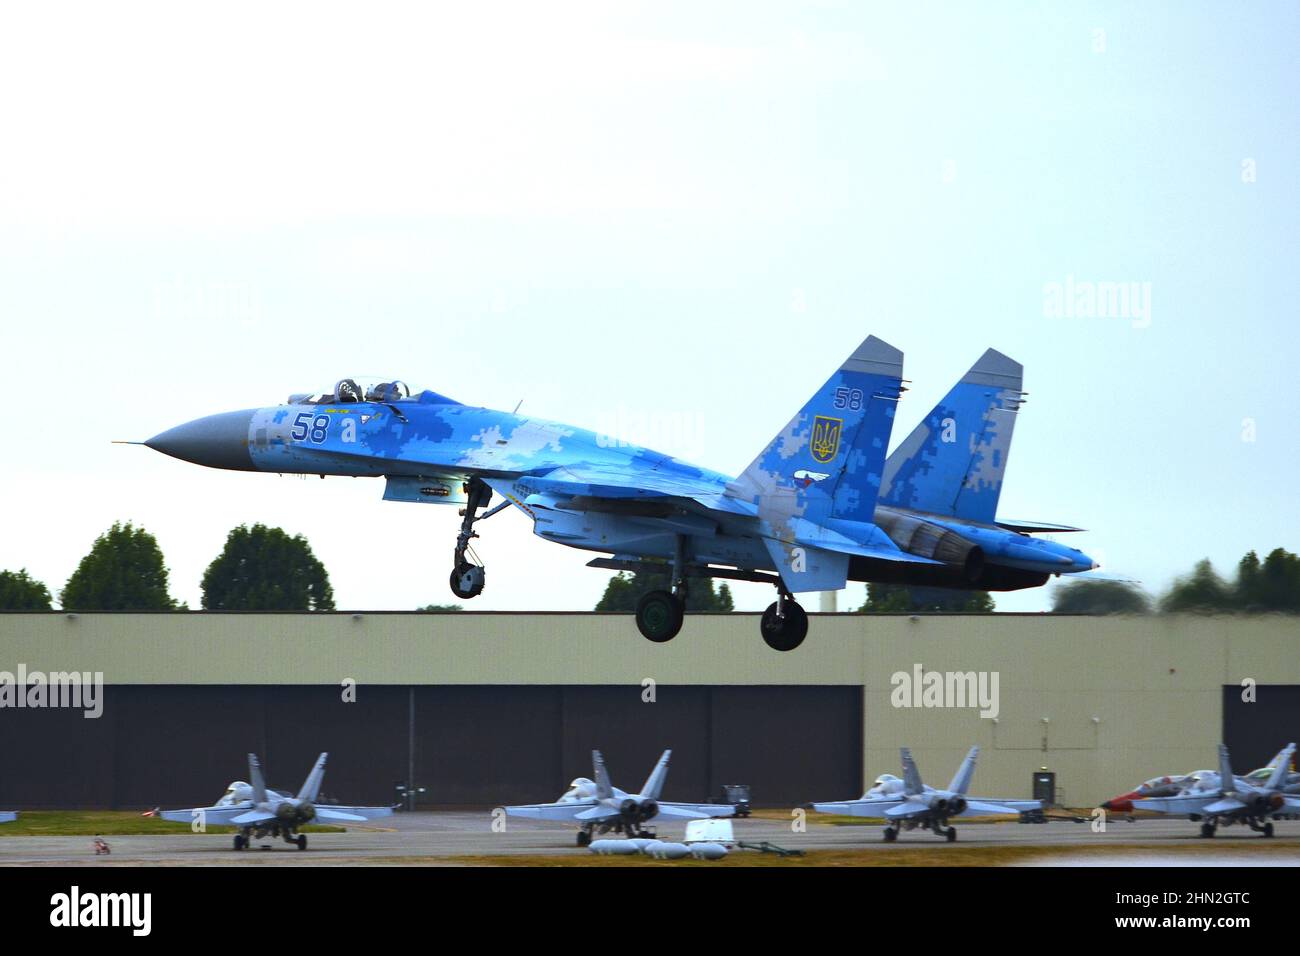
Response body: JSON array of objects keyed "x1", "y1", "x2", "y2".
[
  {"x1": 157, "y1": 752, "x2": 393, "y2": 850},
  {"x1": 1132, "y1": 743, "x2": 1299, "y2": 838},
  {"x1": 810, "y1": 746, "x2": 1040, "y2": 842},
  {"x1": 505, "y1": 749, "x2": 734, "y2": 846}
]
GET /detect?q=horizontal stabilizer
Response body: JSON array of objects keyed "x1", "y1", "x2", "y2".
[
  {"x1": 655, "y1": 803, "x2": 736, "y2": 820},
  {"x1": 960, "y1": 799, "x2": 1038, "y2": 816},
  {"x1": 315, "y1": 806, "x2": 393, "y2": 822},
  {"x1": 995, "y1": 519, "x2": 1085, "y2": 533},
  {"x1": 231, "y1": 810, "x2": 276, "y2": 825}
]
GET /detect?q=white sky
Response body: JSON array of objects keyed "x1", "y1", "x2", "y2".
[{"x1": 1, "y1": 2, "x2": 1296, "y2": 611}]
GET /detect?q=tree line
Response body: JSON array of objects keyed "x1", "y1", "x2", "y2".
[
  {"x1": 0, "y1": 522, "x2": 333, "y2": 611},
  {"x1": 3, "y1": 524, "x2": 1296, "y2": 615}
]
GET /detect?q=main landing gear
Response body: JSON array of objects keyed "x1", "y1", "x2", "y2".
[
  {"x1": 232, "y1": 827, "x2": 308, "y2": 850},
  {"x1": 634, "y1": 536, "x2": 690, "y2": 643},
  {"x1": 626, "y1": 540, "x2": 810, "y2": 651},
  {"x1": 760, "y1": 589, "x2": 808, "y2": 652},
  {"x1": 449, "y1": 478, "x2": 510, "y2": 600}
]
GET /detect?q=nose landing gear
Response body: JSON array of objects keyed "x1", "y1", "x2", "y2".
[{"x1": 449, "y1": 478, "x2": 510, "y2": 601}]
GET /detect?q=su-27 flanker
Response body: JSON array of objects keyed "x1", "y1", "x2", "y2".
[
  {"x1": 504, "y1": 749, "x2": 734, "y2": 846},
  {"x1": 140, "y1": 336, "x2": 1098, "y2": 651},
  {"x1": 1108, "y1": 743, "x2": 1300, "y2": 838},
  {"x1": 155, "y1": 752, "x2": 392, "y2": 851},
  {"x1": 810, "y1": 745, "x2": 1041, "y2": 842}
]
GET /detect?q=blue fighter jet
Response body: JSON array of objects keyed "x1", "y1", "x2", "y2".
[{"x1": 143, "y1": 336, "x2": 1097, "y2": 650}]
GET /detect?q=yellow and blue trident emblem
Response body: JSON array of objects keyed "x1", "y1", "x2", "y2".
[{"x1": 810, "y1": 416, "x2": 843, "y2": 464}]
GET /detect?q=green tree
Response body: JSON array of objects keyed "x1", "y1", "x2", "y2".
[
  {"x1": 859, "y1": 583, "x2": 994, "y2": 612},
  {"x1": 1160, "y1": 558, "x2": 1233, "y2": 612},
  {"x1": 1051, "y1": 579, "x2": 1151, "y2": 614},
  {"x1": 1234, "y1": 548, "x2": 1300, "y2": 612},
  {"x1": 417, "y1": 604, "x2": 464, "y2": 612},
  {"x1": 201, "y1": 524, "x2": 334, "y2": 610},
  {"x1": 0, "y1": 569, "x2": 53, "y2": 610},
  {"x1": 595, "y1": 571, "x2": 734, "y2": 612},
  {"x1": 61, "y1": 522, "x2": 176, "y2": 610}
]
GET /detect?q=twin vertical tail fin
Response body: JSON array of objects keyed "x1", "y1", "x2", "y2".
[
  {"x1": 879, "y1": 348, "x2": 1024, "y2": 524},
  {"x1": 947, "y1": 746, "x2": 979, "y2": 795},
  {"x1": 731, "y1": 335, "x2": 905, "y2": 527},
  {"x1": 248, "y1": 753, "x2": 269, "y2": 805},
  {"x1": 1264, "y1": 744, "x2": 1296, "y2": 792},
  {"x1": 592, "y1": 750, "x2": 614, "y2": 800},
  {"x1": 297, "y1": 752, "x2": 329, "y2": 804},
  {"x1": 640, "y1": 750, "x2": 672, "y2": 800},
  {"x1": 1218, "y1": 744, "x2": 1236, "y2": 794},
  {"x1": 900, "y1": 747, "x2": 925, "y2": 796}
]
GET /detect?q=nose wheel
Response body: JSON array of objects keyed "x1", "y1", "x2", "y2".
[{"x1": 451, "y1": 564, "x2": 485, "y2": 600}]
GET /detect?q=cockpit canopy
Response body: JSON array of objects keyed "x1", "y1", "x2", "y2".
[{"x1": 287, "y1": 377, "x2": 460, "y2": 407}]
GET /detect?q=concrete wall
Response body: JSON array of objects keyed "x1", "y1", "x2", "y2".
[{"x1": 1, "y1": 611, "x2": 1296, "y2": 807}]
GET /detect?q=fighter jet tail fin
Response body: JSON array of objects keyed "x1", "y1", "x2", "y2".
[
  {"x1": 1218, "y1": 744, "x2": 1236, "y2": 794},
  {"x1": 948, "y1": 746, "x2": 979, "y2": 795},
  {"x1": 1265, "y1": 744, "x2": 1296, "y2": 791},
  {"x1": 248, "y1": 753, "x2": 269, "y2": 805},
  {"x1": 730, "y1": 335, "x2": 905, "y2": 526},
  {"x1": 640, "y1": 750, "x2": 671, "y2": 801},
  {"x1": 879, "y1": 348, "x2": 1024, "y2": 525},
  {"x1": 900, "y1": 747, "x2": 924, "y2": 796},
  {"x1": 297, "y1": 752, "x2": 329, "y2": 803},
  {"x1": 592, "y1": 750, "x2": 614, "y2": 800}
]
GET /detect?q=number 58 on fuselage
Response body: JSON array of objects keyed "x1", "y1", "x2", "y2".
[{"x1": 141, "y1": 336, "x2": 1098, "y2": 650}]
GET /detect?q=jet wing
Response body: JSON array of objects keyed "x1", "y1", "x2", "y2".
[
  {"x1": 156, "y1": 805, "x2": 261, "y2": 826},
  {"x1": 504, "y1": 800, "x2": 609, "y2": 823},
  {"x1": 517, "y1": 465, "x2": 755, "y2": 517},
  {"x1": 1198, "y1": 797, "x2": 1248, "y2": 816},
  {"x1": 811, "y1": 799, "x2": 905, "y2": 818},
  {"x1": 959, "y1": 799, "x2": 1042, "y2": 816},
  {"x1": 654, "y1": 803, "x2": 736, "y2": 820},
  {"x1": 315, "y1": 806, "x2": 394, "y2": 823},
  {"x1": 1131, "y1": 794, "x2": 1218, "y2": 815}
]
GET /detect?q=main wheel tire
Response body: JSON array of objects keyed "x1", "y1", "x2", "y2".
[
  {"x1": 760, "y1": 600, "x2": 808, "y2": 652},
  {"x1": 296, "y1": 834, "x2": 308, "y2": 851},
  {"x1": 1263, "y1": 822, "x2": 1274, "y2": 838},
  {"x1": 1200, "y1": 823, "x2": 1215, "y2": 838},
  {"x1": 945, "y1": 828, "x2": 957, "y2": 842},
  {"x1": 577, "y1": 831, "x2": 591, "y2": 847},
  {"x1": 883, "y1": 828, "x2": 897, "y2": 843},
  {"x1": 233, "y1": 834, "x2": 245, "y2": 851},
  {"x1": 636, "y1": 590, "x2": 684, "y2": 643},
  {"x1": 450, "y1": 564, "x2": 485, "y2": 599}
]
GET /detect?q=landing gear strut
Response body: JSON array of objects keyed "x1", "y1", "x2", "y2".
[
  {"x1": 761, "y1": 588, "x2": 808, "y2": 652},
  {"x1": 450, "y1": 478, "x2": 508, "y2": 600}
]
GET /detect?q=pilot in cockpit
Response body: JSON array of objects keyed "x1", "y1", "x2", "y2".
[
  {"x1": 366, "y1": 381, "x2": 411, "y2": 403},
  {"x1": 334, "y1": 378, "x2": 364, "y2": 403}
]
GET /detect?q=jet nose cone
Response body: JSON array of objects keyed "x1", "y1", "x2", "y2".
[{"x1": 145, "y1": 410, "x2": 256, "y2": 471}]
